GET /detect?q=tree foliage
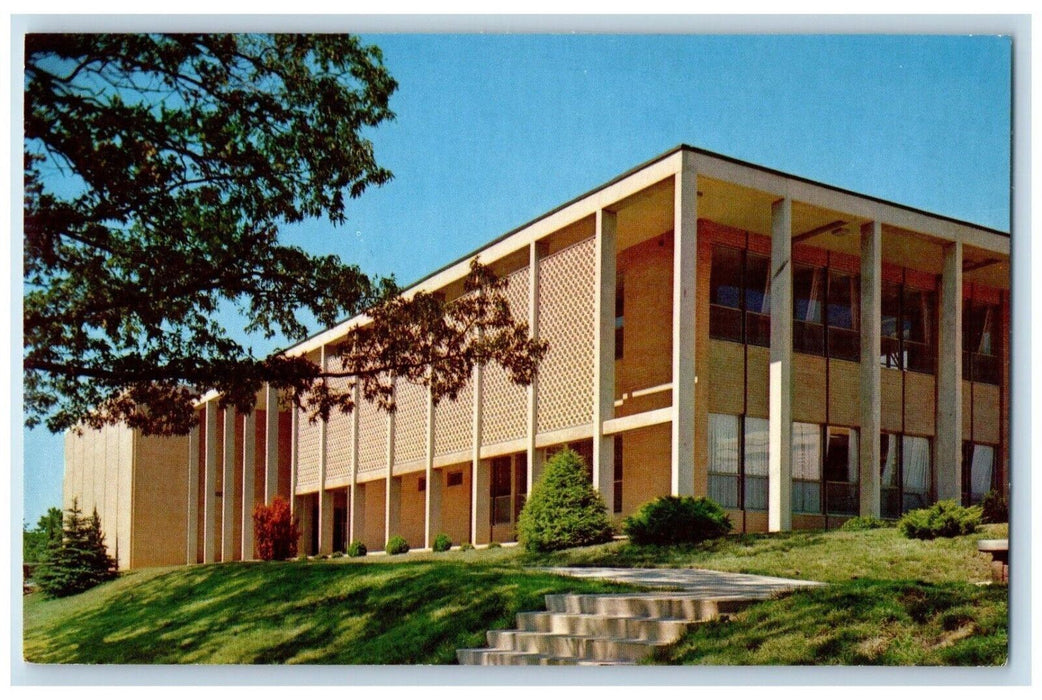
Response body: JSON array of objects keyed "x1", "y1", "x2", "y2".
[
  {"x1": 516, "y1": 448, "x2": 614, "y2": 553},
  {"x1": 25, "y1": 33, "x2": 546, "y2": 436},
  {"x1": 23, "y1": 506, "x2": 64, "y2": 562},
  {"x1": 34, "y1": 499, "x2": 118, "y2": 597}
]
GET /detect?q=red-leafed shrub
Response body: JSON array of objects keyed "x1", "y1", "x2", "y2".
[{"x1": 253, "y1": 497, "x2": 300, "y2": 561}]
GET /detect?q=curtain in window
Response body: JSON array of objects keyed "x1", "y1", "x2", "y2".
[
  {"x1": 970, "y1": 445, "x2": 995, "y2": 500},
  {"x1": 792, "y1": 423, "x2": 821, "y2": 480},
  {"x1": 744, "y1": 417, "x2": 769, "y2": 510},
  {"x1": 708, "y1": 414, "x2": 739, "y2": 508},
  {"x1": 978, "y1": 306, "x2": 994, "y2": 355},
  {"x1": 902, "y1": 436, "x2": 931, "y2": 500},
  {"x1": 846, "y1": 429, "x2": 859, "y2": 483},
  {"x1": 881, "y1": 434, "x2": 899, "y2": 487}
]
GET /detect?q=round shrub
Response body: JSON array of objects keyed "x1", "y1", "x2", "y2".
[
  {"x1": 385, "y1": 535, "x2": 410, "y2": 555},
  {"x1": 623, "y1": 496, "x2": 732, "y2": 546},
  {"x1": 980, "y1": 490, "x2": 1008, "y2": 524},
  {"x1": 840, "y1": 516, "x2": 892, "y2": 531},
  {"x1": 487, "y1": 541, "x2": 502, "y2": 549},
  {"x1": 516, "y1": 448, "x2": 614, "y2": 553},
  {"x1": 898, "y1": 500, "x2": 982, "y2": 540},
  {"x1": 432, "y1": 533, "x2": 452, "y2": 552},
  {"x1": 346, "y1": 540, "x2": 367, "y2": 558},
  {"x1": 459, "y1": 542, "x2": 474, "y2": 551}
]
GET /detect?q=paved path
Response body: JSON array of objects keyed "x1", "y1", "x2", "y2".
[{"x1": 536, "y1": 566, "x2": 825, "y2": 600}]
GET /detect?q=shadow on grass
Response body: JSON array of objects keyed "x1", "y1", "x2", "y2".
[{"x1": 24, "y1": 560, "x2": 634, "y2": 665}]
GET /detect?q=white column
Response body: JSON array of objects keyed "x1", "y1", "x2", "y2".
[
  {"x1": 384, "y1": 399, "x2": 397, "y2": 546},
  {"x1": 203, "y1": 402, "x2": 217, "y2": 563},
  {"x1": 289, "y1": 405, "x2": 298, "y2": 517},
  {"x1": 424, "y1": 387, "x2": 439, "y2": 548},
  {"x1": 671, "y1": 154, "x2": 698, "y2": 496},
  {"x1": 470, "y1": 362, "x2": 486, "y2": 545},
  {"x1": 592, "y1": 208, "x2": 617, "y2": 512},
  {"x1": 859, "y1": 221, "x2": 882, "y2": 517},
  {"x1": 318, "y1": 347, "x2": 334, "y2": 555},
  {"x1": 241, "y1": 409, "x2": 255, "y2": 560},
  {"x1": 186, "y1": 422, "x2": 199, "y2": 564},
  {"x1": 221, "y1": 406, "x2": 236, "y2": 561},
  {"x1": 769, "y1": 197, "x2": 794, "y2": 532},
  {"x1": 264, "y1": 384, "x2": 279, "y2": 503},
  {"x1": 348, "y1": 382, "x2": 361, "y2": 544},
  {"x1": 936, "y1": 240, "x2": 963, "y2": 501},
  {"x1": 527, "y1": 241, "x2": 545, "y2": 492}
]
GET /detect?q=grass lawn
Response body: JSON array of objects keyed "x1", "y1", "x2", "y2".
[{"x1": 23, "y1": 523, "x2": 1008, "y2": 665}]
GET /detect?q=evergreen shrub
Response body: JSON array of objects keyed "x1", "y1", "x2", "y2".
[
  {"x1": 347, "y1": 540, "x2": 367, "y2": 557},
  {"x1": 980, "y1": 490, "x2": 1008, "y2": 524},
  {"x1": 898, "y1": 500, "x2": 982, "y2": 540},
  {"x1": 385, "y1": 535, "x2": 409, "y2": 555},
  {"x1": 623, "y1": 496, "x2": 732, "y2": 546},
  {"x1": 432, "y1": 533, "x2": 452, "y2": 552},
  {"x1": 35, "y1": 499, "x2": 118, "y2": 598},
  {"x1": 459, "y1": 542, "x2": 474, "y2": 551},
  {"x1": 516, "y1": 448, "x2": 614, "y2": 553}
]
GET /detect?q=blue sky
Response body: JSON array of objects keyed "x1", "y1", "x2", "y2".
[{"x1": 21, "y1": 33, "x2": 1012, "y2": 527}]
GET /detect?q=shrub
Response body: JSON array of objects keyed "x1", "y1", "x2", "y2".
[
  {"x1": 840, "y1": 516, "x2": 892, "y2": 531},
  {"x1": 459, "y1": 542, "x2": 474, "y2": 551},
  {"x1": 432, "y1": 533, "x2": 452, "y2": 552},
  {"x1": 898, "y1": 500, "x2": 982, "y2": 540},
  {"x1": 252, "y1": 496, "x2": 300, "y2": 561},
  {"x1": 623, "y1": 496, "x2": 732, "y2": 546},
  {"x1": 385, "y1": 535, "x2": 409, "y2": 555},
  {"x1": 487, "y1": 541, "x2": 501, "y2": 549},
  {"x1": 35, "y1": 499, "x2": 118, "y2": 598},
  {"x1": 516, "y1": 448, "x2": 614, "y2": 552},
  {"x1": 980, "y1": 490, "x2": 1008, "y2": 524},
  {"x1": 347, "y1": 540, "x2": 367, "y2": 558},
  {"x1": 330, "y1": 551, "x2": 344, "y2": 559}
]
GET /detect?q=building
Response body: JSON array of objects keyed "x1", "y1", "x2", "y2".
[{"x1": 64, "y1": 145, "x2": 1011, "y2": 566}]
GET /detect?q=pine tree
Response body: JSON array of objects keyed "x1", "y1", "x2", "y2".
[{"x1": 35, "y1": 498, "x2": 117, "y2": 597}]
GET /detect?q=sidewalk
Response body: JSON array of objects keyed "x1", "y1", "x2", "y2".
[{"x1": 536, "y1": 566, "x2": 825, "y2": 599}]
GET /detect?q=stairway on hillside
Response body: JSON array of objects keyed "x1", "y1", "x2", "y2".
[{"x1": 456, "y1": 592, "x2": 756, "y2": 666}]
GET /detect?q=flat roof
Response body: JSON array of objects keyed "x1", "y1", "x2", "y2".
[{"x1": 283, "y1": 143, "x2": 1009, "y2": 354}]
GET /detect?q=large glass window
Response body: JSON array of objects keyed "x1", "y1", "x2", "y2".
[
  {"x1": 491, "y1": 456, "x2": 512, "y2": 525},
  {"x1": 743, "y1": 417, "x2": 769, "y2": 511},
  {"x1": 613, "y1": 435, "x2": 623, "y2": 514},
  {"x1": 708, "y1": 413, "x2": 740, "y2": 509},
  {"x1": 880, "y1": 433, "x2": 932, "y2": 518},
  {"x1": 879, "y1": 281, "x2": 937, "y2": 374},
  {"x1": 963, "y1": 300, "x2": 1001, "y2": 384},
  {"x1": 962, "y1": 442, "x2": 995, "y2": 506},
  {"x1": 514, "y1": 455, "x2": 528, "y2": 522},
  {"x1": 823, "y1": 427, "x2": 859, "y2": 515},
  {"x1": 880, "y1": 282, "x2": 902, "y2": 369},
  {"x1": 614, "y1": 277, "x2": 624, "y2": 360},
  {"x1": 792, "y1": 422, "x2": 822, "y2": 513},
  {"x1": 709, "y1": 245, "x2": 770, "y2": 347},
  {"x1": 826, "y1": 270, "x2": 860, "y2": 362},
  {"x1": 793, "y1": 265, "x2": 825, "y2": 355}
]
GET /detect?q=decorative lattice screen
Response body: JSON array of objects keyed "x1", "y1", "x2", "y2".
[
  {"x1": 482, "y1": 266, "x2": 530, "y2": 445},
  {"x1": 357, "y1": 392, "x2": 387, "y2": 474},
  {"x1": 295, "y1": 405, "x2": 321, "y2": 492},
  {"x1": 324, "y1": 353, "x2": 353, "y2": 485},
  {"x1": 537, "y1": 237, "x2": 596, "y2": 434},
  {"x1": 435, "y1": 380, "x2": 472, "y2": 457},
  {"x1": 393, "y1": 378, "x2": 427, "y2": 466}
]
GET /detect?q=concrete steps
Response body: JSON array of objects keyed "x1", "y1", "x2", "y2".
[{"x1": 456, "y1": 592, "x2": 755, "y2": 666}]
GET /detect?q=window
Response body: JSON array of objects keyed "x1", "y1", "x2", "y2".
[
  {"x1": 823, "y1": 427, "x2": 859, "y2": 515},
  {"x1": 791, "y1": 422, "x2": 822, "y2": 513},
  {"x1": 446, "y1": 470, "x2": 463, "y2": 487},
  {"x1": 793, "y1": 265, "x2": 825, "y2": 355},
  {"x1": 615, "y1": 277, "x2": 624, "y2": 360},
  {"x1": 514, "y1": 455, "x2": 528, "y2": 522},
  {"x1": 743, "y1": 417, "x2": 769, "y2": 511},
  {"x1": 826, "y1": 270, "x2": 860, "y2": 362},
  {"x1": 709, "y1": 245, "x2": 771, "y2": 347},
  {"x1": 418, "y1": 476, "x2": 426, "y2": 492},
  {"x1": 491, "y1": 456, "x2": 512, "y2": 525},
  {"x1": 708, "y1": 414, "x2": 740, "y2": 508},
  {"x1": 964, "y1": 300, "x2": 1001, "y2": 384},
  {"x1": 880, "y1": 433, "x2": 932, "y2": 518},
  {"x1": 613, "y1": 435, "x2": 623, "y2": 513},
  {"x1": 880, "y1": 281, "x2": 937, "y2": 374},
  {"x1": 962, "y1": 442, "x2": 995, "y2": 506}
]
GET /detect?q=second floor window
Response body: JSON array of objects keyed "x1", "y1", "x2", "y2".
[{"x1": 709, "y1": 245, "x2": 770, "y2": 347}]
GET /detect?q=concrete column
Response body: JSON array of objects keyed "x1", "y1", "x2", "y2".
[
  {"x1": 471, "y1": 361, "x2": 486, "y2": 544},
  {"x1": 859, "y1": 221, "x2": 882, "y2": 517},
  {"x1": 317, "y1": 347, "x2": 334, "y2": 555},
  {"x1": 424, "y1": 387, "x2": 439, "y2": 548},
  {"x1": 592, "y1": 208, "x2": 617, "y2": 511},
  {"x1": 384, "y1": 403, "x2": 396, "y2": 546},
  {"x1": 769, "y1": 197, "x2": 794, "y2": 532},
  {"x1": 348, "y1": 383, "x2": 361, "y2": 544},
  {"x1": 186, "y1": 422, "x2": 199, "y2": 564},
  {"x1": 472, "y1": 459, "x2": 491, "y2": 545},
  {"x1": 221, "y1": 407, "x2": 236, "y2": 561},
  {"x1": 203, "y1": 402, "x2": 217, "y2": 563},
  {"x1": 527, "y1": 240, "x2": 546, "y2": 492},
  {"x1": 671, "y1": 154, "x2": 698, "y2": 496},
  {"x1": 936, "y1": 240, "x2": 963, "y2": 501},
  {"x1": 289, "y1": 406, "x2": 298, "y2": 517},
  {"x1": 241, "y1": 409, "x2": 255, "y2": 560},
  {"x1": 264, "y1": 384, "x2": 279, "y2": 503}
]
